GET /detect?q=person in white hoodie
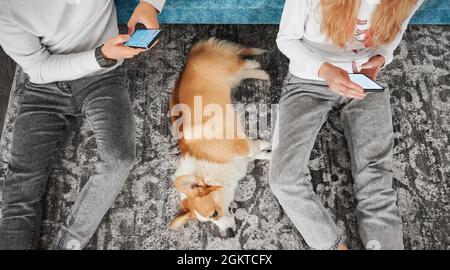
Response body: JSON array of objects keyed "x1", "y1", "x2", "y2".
[
  {"x1": 271, "y1": 0, "x2": 424, "y2": 250},
  {"x1": 0, "y1": 0, "x2": 165, "y2": 250}
]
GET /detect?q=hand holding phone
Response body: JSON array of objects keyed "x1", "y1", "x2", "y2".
[
  {"x1": 101, "y1": 34, "x2": 146, "y2": 60},
  {"x1": 127, "y1": 1, "x2": 160, "y2": 35},
  {"x1": 125, "y1": 29, "x2": 162, "y2": 49},
  {"x1": 319, "y1": 62, "x2": 367, "y2": 100}
]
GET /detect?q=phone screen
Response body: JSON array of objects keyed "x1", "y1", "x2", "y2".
[
  {"x1": 349, "y1": 74, "x2": 384, "y2": 92},
  {"x1": 125, "y1": 29, "x2": 161, "y2": 49}
]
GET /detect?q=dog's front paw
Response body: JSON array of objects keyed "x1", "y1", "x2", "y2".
[{"x1": 259, "y1": 140, "x2": 272, "y2": 151}]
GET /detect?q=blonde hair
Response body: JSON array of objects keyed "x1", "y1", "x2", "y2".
[{"x1": 320, "y1": 0, "x2": 418, "y2": 48}]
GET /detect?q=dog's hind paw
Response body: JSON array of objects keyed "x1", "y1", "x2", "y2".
[
  {"x1": 241, "y1": 69, "x2": 270, "y2": 81},
  {"x1": 255, "y1": 150, "x2": 272, "y2": 160}
]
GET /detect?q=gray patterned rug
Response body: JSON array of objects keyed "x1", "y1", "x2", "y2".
[{"x1": 0, "y1": 25, "x2": 449, "y2": 250}]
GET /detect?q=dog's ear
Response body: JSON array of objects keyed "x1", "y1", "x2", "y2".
[
  {"x1": 204, "y1": 185, "x2": 223, "y2": 196},
  {"x1": 174, "y1": 175, "x2": 199, "y2": 197},
  {"x1": 169, "y1": 200, "x2": 192, "y2": 230}
]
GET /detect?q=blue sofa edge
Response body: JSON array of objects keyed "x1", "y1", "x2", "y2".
[{"x1": 116, "y1": 0, "x2": 450, "y2": 25}]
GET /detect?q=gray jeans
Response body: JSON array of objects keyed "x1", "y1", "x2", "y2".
[
  {"x1": 270, "y1": 73, "x2": 403, "y2": 250},
  {"x1": 0, "y1": 67, "x2": 136, "y2": 250}
]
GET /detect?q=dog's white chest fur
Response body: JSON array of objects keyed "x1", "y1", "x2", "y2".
[{"x1": 174, "y1": 155, "x2": 249, "y2": 191}]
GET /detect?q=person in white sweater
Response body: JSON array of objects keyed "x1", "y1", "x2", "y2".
[
  {"x1": 271, "y1": 0, "x2": 424, "y2": 250},
  {"x1": 0, "y1": 0, "x2": 165, "y2": 250}
]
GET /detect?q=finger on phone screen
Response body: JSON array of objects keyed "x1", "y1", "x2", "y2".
[{"x1": 127, "y1": 20, "x2": 137, "y2": 35}]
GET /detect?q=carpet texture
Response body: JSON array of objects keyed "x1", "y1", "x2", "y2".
[
  {"x1": 0, "y1": 47, "x2": 16, "y2": 137},
  {"x1": 116, "y1": 0, "x2": 450, "y2": 25},
  {"x1": 0, "y1": 25, "x2": 449, "y2": 250}
]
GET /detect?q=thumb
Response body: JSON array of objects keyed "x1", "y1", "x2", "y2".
[{"x1": 112, "y1": 34, "x2": 131, "y2": 45}]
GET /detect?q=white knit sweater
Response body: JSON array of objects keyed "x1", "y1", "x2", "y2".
[
  {"x1": 277, "y1": 0, "x2": 424, "y2": 81},
  {"x1": 0, "y1": 0, "x2": 165, "y2": 84}
]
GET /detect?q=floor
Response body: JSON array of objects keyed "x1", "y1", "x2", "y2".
[
  {"x1": 0, "y1": 25, "x2": 449, "y2": 250},
  {"x1": 0, "y1": 47, "x2": 15, "y2": 137}
]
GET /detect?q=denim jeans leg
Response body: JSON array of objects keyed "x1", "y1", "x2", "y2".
[
  {"x1": 0, "y1": 82, "x2": 74, "y2": 250},
  {"x1": 270, "y1": 74, "x2": 343, "y2": 250},
  {"x1": 51, "y1": 70, "x2": 136, "y2": 250},
  {"x1": 340, "y1": 90, "x2": 404, "y2": 250}
]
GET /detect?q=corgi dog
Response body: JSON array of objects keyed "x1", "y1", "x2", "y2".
[{"x1": 169, "y1": 38, "x2": 271, "y2": 236}]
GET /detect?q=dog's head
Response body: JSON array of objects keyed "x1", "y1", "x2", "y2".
[{"x1": 170, "y1": 175, "x2": 236, "y2": 235}]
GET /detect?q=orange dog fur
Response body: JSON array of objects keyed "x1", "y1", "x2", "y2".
[{"x1": 169, "y1": 38, "x2": 271, "y2": 234}]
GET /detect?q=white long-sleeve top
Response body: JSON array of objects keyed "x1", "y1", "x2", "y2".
[
  {"x1": 277, "y1": 0, "x2": 424, "y2": 81},
  {"x1": 0, "y1": 0, "x2": 165, "y2": 84}
]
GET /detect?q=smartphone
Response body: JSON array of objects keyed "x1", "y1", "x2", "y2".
[
  {"x1": 349, "y1": 73, "x2": 385, "y2": 93},
  {"x1": 125, "y1": 29, "x2": 162, "y2": 49}
]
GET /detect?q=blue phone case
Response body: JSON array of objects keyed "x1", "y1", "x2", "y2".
[{"x1": 125, "y1": 29, "x2": 162, "y2": 49}]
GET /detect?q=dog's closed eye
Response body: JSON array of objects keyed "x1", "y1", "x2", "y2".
[{"x1": 211, "y1": 210, "x2": 219, "y2": 219}]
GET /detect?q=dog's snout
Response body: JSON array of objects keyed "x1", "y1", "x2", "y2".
[{"x1": 225, "y1": 227, "x2": 236, "y2": 238}]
